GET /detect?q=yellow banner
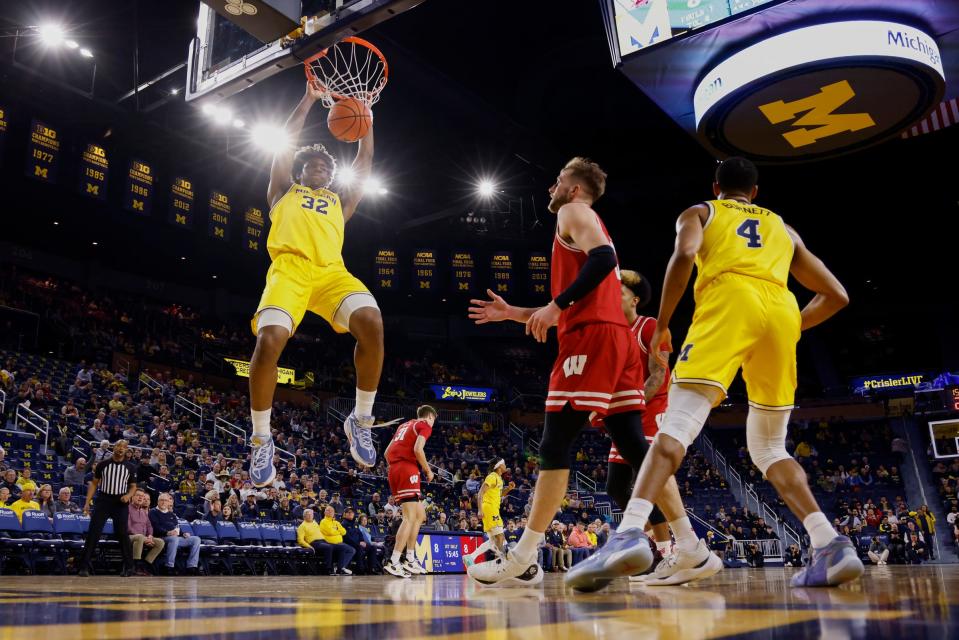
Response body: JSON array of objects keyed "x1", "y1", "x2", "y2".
[{"x1": 224, "y1": 358, "x2": 295, "y2": 385}]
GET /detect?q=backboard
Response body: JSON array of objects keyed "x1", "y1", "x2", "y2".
[{"x1": 186, "y1": 0, "x2": 425, "y2": 105}]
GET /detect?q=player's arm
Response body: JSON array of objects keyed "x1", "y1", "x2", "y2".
[
  {"x1": 341, "y1": 127, "x2": 373, "y2": 223},
  {"x1": 650, "y1": 204, "x2": 707, "y2": 364},
  {"x1": 268, "y1": 83, "x2": 323, "y2": 208},
  {"x1": 785, "y1": 225, "x2": 849, "y2": 330},
  {"x1": 468, "y1": 290, "x2": 543, "y2": 325},
  {"x1": 413, "y1": 435, "x2": 434, "y2": 482},
  {"x1": 476, "y1": 483, "x2": 487, "y2": 517},
  {"x1": 526, "y1": 203, "x2": 617, "y2": 342},
  {"x1": 640, "y1": 319, "x2": 668, "y2": 398}
]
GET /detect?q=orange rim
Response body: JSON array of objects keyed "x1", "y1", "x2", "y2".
[{"x1": 302, "y1": 36, "x2": 389, "y2": 102}]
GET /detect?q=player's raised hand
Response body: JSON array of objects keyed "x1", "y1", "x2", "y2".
[
  {"x1": 649, "y1": 326, "x2": 672, "y2": 367},
  {"x1": 468, "y1": 289, "x2": 511, "y2": 324},
  {"x1": 305, "y1": 78, "x2": 327, "y2": 102},
  {"x1": 526, "y1": 301, "x2": 560, "y2": 343}
]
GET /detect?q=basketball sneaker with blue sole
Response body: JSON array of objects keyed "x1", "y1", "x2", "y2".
[
  {"x1": 790, "y1": 535, "x2": 864, "y2": 587},
  {"x1": 790, "y1": 536, "x2": 865, "y2": 587},
  {"x1": 249, "y1": 435, "x2": 276, "y2": 488},
  {"x1": 564, "y1": 527, "x2": 654, "y2": 593},
  {"x1": 344, "y1": 412, "x2": 377, "y2": 467}
]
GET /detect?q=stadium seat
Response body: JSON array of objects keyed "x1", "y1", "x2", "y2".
[
  {"x1": 0, "y1": 508, "x2": 32, "y2": 574},
  {"x1": 21, "y1": 511, "x2": 64, "y2": 573}
]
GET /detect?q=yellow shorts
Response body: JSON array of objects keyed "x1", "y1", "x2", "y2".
[
  {"x1": 482, "y1": 512, "x2": 503, "y2": 534},
  {"x1": 252, "y1": 253, "x2": 371, "y2": 335},
  {"x1": 672, "y1": 274, "x2": 801, "y2": 410}
]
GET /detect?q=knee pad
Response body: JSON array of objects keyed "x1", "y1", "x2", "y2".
[
  {"x1": 255, "y1": 307, "x2": 294, "y2": 335},
  {"x1": 333, "y1": 292, "x2": 379, "y2": 332},
  {"x1": 539, "y1": 408, "x2": 589, "y2": 470},
  {"x1": 605, "y1": 411, "x2": 649, "y2": 468},
  {"x1": 746, "y1": 407, "x2": 792, "y2": 474},
  {"x1": 656, "y1": 384, "x2": 720, "y2": 451}
]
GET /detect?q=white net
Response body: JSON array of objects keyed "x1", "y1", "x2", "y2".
[{"x1": 305, "y1": 38, "x2": 388, "y2": 109}]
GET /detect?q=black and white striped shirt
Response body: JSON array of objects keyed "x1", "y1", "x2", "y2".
[{"x1": 94, "y1": 459, "x2": 135, "y2": 496}]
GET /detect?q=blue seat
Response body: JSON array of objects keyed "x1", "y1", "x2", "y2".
[
  {"x1": 215, "y1": 521, "x2": 240, "y2": 545},
  {"x1": 53, "y1": 513, "x2": 88, "y2": 550},
  {"x1": 22, "y1": 511, "x2": 64, "y2": 572},
  {"x1": 0, "y1": 509, "x2": 32, "y2": 574}
]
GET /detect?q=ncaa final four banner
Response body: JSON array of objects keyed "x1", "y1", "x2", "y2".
[
  {"x1": 413, "y1": 248, "x2": 438, "y2": 292},
  {"x1": 244, "y1": 206, "x2": 265, "y2": 253},
  {"x1": 169, "y1": 176, "x2": 195, "y2": 228},
  {"x1": 123, "y1": 158, "x2": 155, "y2": 216},
  {"x1": 208, "y1": 190, "x2": 231, "y2": 241},
  {"x1": 25, "y1": 119, "x2": 61, "y2": 183},
  {"x1": 490, "y1": 252, "x2": 513, "y2": 295},
  {"x1": 451, "y1": 250, "x2": 476, "y2": 294},
  {"x1": 78, "y1": 143, "x2": 109, "y2": 202},
  {"x1": 528, "y1": 252, "x2": 549, "y2": 297},
  {"x1": 373, "y1": 248, "x2": 397, "y2": 291}
]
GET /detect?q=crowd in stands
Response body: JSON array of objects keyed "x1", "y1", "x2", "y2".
[{"x1": 929, "y1": 454, "x2": 959, "y2": 555}]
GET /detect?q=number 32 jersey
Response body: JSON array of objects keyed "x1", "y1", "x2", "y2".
[
  {"x1": 267, "y1": 184, "x2": 345, "y2": 266},
  {"x1": 693, "y1": 199, "x2": 794, "y2": 298}
]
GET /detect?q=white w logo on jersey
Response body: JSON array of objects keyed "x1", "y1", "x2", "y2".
[{"x1": 563, "y1": 355, "x2": 587, "y2": 378}]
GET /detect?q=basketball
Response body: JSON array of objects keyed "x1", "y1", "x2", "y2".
[{"x1": 327, "y1": 97, "x2": 372, "y2": 142}]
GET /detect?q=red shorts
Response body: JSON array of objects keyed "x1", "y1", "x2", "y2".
[
  {"x1": 547, "y1": 323, "x2": 645, "y2": 420},
  {"x1": 388, "y1": 460, "x2": 421, "y2": 501}
]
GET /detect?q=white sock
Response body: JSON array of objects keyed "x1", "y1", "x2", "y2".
[
  {"x1": 669, "y1": 516, "x2": 698, "y2": 553},
  {"x1": 804, "y1": 511, "x2": 838, "y2": 548},
  {"x1": 513, "y1": 528, "x2": 544, "y2": 564},
  {"x1": 471, "y1": 540, "x2": 492, "y2": 559},
  {"x1": 656, "y1": 540, "x2": 672, "y2": 555},
  {"x1": 391, "y1": 550, "x2": 401, "y2": 565},
  {"x1": 355, "y1": 388, "x2": 376, "y2": 417},
  {"x1": 618, "y1": 498, "x2": 653, "y2": 532},
  {"x1": 251, "y1": 409, "x2": 271, "y2": 438}
]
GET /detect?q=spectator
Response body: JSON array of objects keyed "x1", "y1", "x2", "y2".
[
  {"x1": 597, "y1": 522, "x2": 610, "y2": 548},
  {"x1": 0, "y1": 487, "x2": 11, "y2": 506},
  {"x1": 746, "y1": 542, "x2": 765, "y2": 568},
  {"x1": 222, "y1": 504, "x2": 238, "y2": 524},
  {"x1": 16, "y1": 468, "x2": 37, "y2": 494},
  {"x1": 384, "y1": 495, "x2": 400, "y2": 518},
  {"x1": 36, "y1": 484, "x2": 56, "y2": 518},
  {"x1": 868, "y1": 537, "x2": 889, "y2": 565},
  {"x1": 329, "y1": 493, "x2": 345, "y2": 516},
  {"x1": 241, "y1": 494, "x2": 260, "y2": 519},
  {"x1": 320, "y1": 505, "x2": 355, "y2": 575},
  {"x1": 205, "y1": 498, "x2": 224, "y2": 524},
  {"x1": 905, "y1": 532, "x2": 927, "y2": 564},
  {"x1": 433, "y1": 512, "x2": 450, "y2": 531},
  {"x1": 0, "y1": 446, "x2": 7, "y2": 473},
  {"x1": 368, "y1": 493, "x2": 383, "y2": 518},
  {"x1": 92, "y1": 439, "x2": 112, "y2": 463},
  {"x1": 273, "y1": 497, "x2": 295, "y2": 522},
  {"x1": 1, "y1": 470, "x2": 19, "y2": 498},
  {"x1": 150, "y1": 493, "x2": 201, "y2": 575},
  {"x1": 887, "y1": 525, "x2": 906, "y2": 563},
  {"x1": 61, "y1": 398, "x2": 80, "y2": 419},
  {"x1": 54, "y1": 487, "x2": 80, "y2": 513},
  {"x1": 358, "y1": 513, "x2": 384, "y2": 566},
  {"x1": 89, "y1": 421, "x2": 110, "y2": 444},
  {"x1": 179, "y1": 470, "x2": 198, "y2": 495},
  {"x1": 63, "y1": 457, "x2": 86, "y2": 487},
  {"x1": 123, "y1": 425, "x2": 140, "y2": 441},
  {"x1": 343, "y1": 508, "x2": 377, "y2": 575},
  {"x1": 297, "y1": 508, "x2": 353, "y2": 576},
  {"x1": 784, "y1": 543, "x2": 802, "y2": 567},
  {"x1": 914, "y1": 506, "x2": 936, "y2": 559},
  {"x1": 51, "y1": 423, "x2": 73, "y2": 461},
  {"x1": 567, "y1": 521, "x2": 593, "y2": 565},
  {"x1": 128, "y1": 490, "x2": 165, "y2": 574},
  {"x1": 546, "y1": 520, "x2": 571, "y2": 572},
  {"x1": 150, "y1": 465, "x2": 173, "y2": 494},
  {"x1": 8, "y1": 487, "x2": 40, "y2": 523}
]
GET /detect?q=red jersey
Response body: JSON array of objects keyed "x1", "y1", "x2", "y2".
[
  {"x1": 385, "y1": 418, "x2": 432, "y2": 465},
  {"x1": 631, "y1": 315, "x2": 669, "y2": 416},
  {"x1": 551, "y1": 213, "x2": 627, "y2": 339}
]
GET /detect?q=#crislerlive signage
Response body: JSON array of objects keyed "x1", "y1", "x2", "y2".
[{"x1": 852, "y1": 373, "x2": 925, "y2": 395}]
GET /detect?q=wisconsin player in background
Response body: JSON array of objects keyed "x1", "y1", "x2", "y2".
[
  {"x1": 467, "y1": 157, "x2": 653, "y2": 590},
  {"x1": 464, "y1": 459, "x2": 515, "y2": 567},
  {"x1": 589, "y1": 156, "x2": 862, "y2": 588},
  {"x1": 384, "y1": 405, "x2": 437, "y2": 579},
  {"x1": 247, "y1": 80, "x2": 385, "y2": 488}
]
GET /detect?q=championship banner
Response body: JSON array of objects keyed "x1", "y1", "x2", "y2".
[
  {"x1": 78, "y1": 143, "x2": 109, "y2": 201},
  {"x1": 169, "y1": 176, "x2": 195, "y2": 228},
  {"x1": 429, "y1": 385, "x2": 496, "y2": 404},
  {"x1": 490, "y1": 252, "x2": 513, "y2": 294},
  {"x1": 373, "y1": 248, "x2": 397, "y2": 291},
  {"x1": 244, "y1": 206, "x2": 265, "y2": 253},
  {"x1": 852, "y1": 372, "x2": 926, "y2": 395},
  {"x1": 208, "y1": 190, "x2": 231, "y2": 241},
  {"x1": 0, "y1": 107, "x2": 7, "y2": 167},
  {"x1": 123, "y1": 158, "x2": 155, "y2": 216},
  {"x1": 528, "y1": 252, "x2": 549, "y2": 297},
  {"x1": 224, "y1": 357, "x2": 295, "y2": 385},
  {"x1": 451, "y1": 250, "x2": 476, "y2": 294},
  {"x1": 413, "y1": 248, "x2": 438, "y2": 292},
  {"x1": 25, "y1": 119, "x2": 60, "y2": 183}
]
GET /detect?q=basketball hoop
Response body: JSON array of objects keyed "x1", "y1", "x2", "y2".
[{"x1": 303, "y1": 37, "x2": 388, "y2": 109}]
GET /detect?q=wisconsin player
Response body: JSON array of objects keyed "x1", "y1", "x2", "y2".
[
  {"x1": 589, "y1": 157, "x2": 861, "y2": 588},
  {"x1": 463, "y1": 459, "x2": 515, "y2": 567},
  {"x1": 247, "y1": 80, "x2": 384, "y2": 487},
  {"x1": 384, "y1": 405, "x2": 437, "y2": 578},
  {"x1": 467, "y1": 157, "x2": 653, "y2": 589}
]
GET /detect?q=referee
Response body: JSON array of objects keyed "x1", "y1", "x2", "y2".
[{"x1": 78, "y1": 439, "x2": 137, "y2": 577}]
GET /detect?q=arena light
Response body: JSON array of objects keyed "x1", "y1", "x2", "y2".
[
  {"x1": 79, "y1": 47, "x2": 93, "y2": 58},
  {"x1": 201, "y1": 104, "x2": 215, "y2": 115},
  {"x1": 336, "y1": 165, "x2": 356, "y2": 186},
  {"x1": 364, "y1": 177, "x2": 385, "y2": 196},
  {"x1": 213, "y1": 106, "x2": 232, "y2": 124},
  {"x1": 65, "y1": 40, "x2": 79, "y2": 49},
  {"x1": 477, "y1": 179, "x2": 496, "y2": 198},
  {"x1": 232, "y1": 118, "x2": 245, "y2": 129},
  {"x1": 37, "y1": 24, "x2": 66, "y2": 47},
  {"x1": 250, "y1": 123, "x2": 289, "y2": 153},
  {"x1": 170, "y1": 88, "x2": 179, "y2": 95}
]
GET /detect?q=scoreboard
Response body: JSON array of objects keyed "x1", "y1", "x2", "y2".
[{"x1": 411, "y1": 531, "x2": 484, "y2": 573}]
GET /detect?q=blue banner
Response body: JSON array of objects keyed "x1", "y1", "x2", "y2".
[
  {"x1": 852, "y1": 372, "x2": 926, "y2": 395},
  {"x1": 429, "y1": 384, "x2": 496, "y2": 403}
]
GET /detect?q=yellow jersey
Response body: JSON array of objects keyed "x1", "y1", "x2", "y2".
[
  {"x1": 481, "y1": 472, "x2": 503, "y2": 513},
  {"x1": 267, "y1": 184, "x2": 345, "y2": 265},
  {"x1": 694, "y1": 199, "x2": 794, "y2": 298}
]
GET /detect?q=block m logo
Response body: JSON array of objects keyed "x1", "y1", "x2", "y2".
[
  {"x1": 34, "y1": 166, "x2": 48, "y2": 179},
  {"x1": 132, "y1": 199, "x2": 144, "y2": 211},
  {"x1": 758, "y1": 80, "x2": 876, "y2": 148},
  {"x1": 175, "y1": 214, "x2": 187, "y2": 225},
  {"x1": 563, "y1": 355, "x2": 587, "y2": 378},
  {"x1": 86, "y1": 183, "x2": 99, "y2": 195}
]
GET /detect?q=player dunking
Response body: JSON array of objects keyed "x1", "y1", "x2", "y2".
[
  {"x1": 463, "y1": 459, "x2": 515, "y2": 567},
  {"x1": 247, "y1": 80, "x2": 385, "y2": 487},
  {"x1": 384, "y1": 405, "x2": 437, "y2": 578},
  {"x1": 467, "y1": 157, "x2": 653, "y2": 589},
  {"x1": 586, "y1": 157, "x2": 863, "y2": 588}
]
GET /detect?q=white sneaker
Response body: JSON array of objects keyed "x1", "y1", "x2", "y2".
[
  {"x1": 403, "y1": 559, "x2": 427, "y2": 575},
  {"x1": 384, "y1": 560, "x2": 412, "y2": 579},
  {"x1": 644, "y1": 539, "x2": 723, "y2": 587},
  {"x1": 467, "y1": 550, "x2": 544, "y2": 587},
  {"x1": 338, "y1": 567, "x2": 353, "y2": 576},
  {"x1": 628, "y1": 574, "x2": 649, "y2": 584}
]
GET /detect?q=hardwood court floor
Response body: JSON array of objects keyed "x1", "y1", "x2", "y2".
[{"x1": 0, "y1": 566, "x2": 955, "y2": 639}]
